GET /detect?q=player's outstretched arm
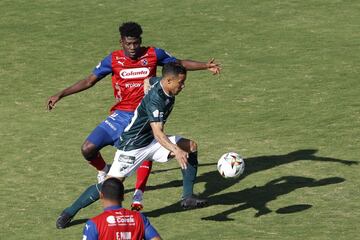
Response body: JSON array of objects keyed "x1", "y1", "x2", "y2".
[
  {"x1": 178, "y1": 58, "x2": 221, "y2": 75},
  {"x1": 150, "y1": 122, "x2": 189, "y2": 169},
  {"x1": 46, "y1": 73, "x2": 100, "y2": 111}
]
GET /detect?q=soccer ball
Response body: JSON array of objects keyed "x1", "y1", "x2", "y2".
[{"x1": 217, "y1": 152, "x2": 245, "y2": 178}]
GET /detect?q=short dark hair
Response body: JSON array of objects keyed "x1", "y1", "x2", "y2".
[
  {"x1": 119, "y1": 22, "x2": 143, "y2": 38},
  {"x1": 162, "y1": 62, "x2": 187, "y2": 77},
  {"x1": 101, "y1": 178, "x2": 124, "y2": 202}
]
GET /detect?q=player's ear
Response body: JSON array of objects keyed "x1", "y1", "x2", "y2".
[
  {"x1": 166, "y1": 77, "x2": 173, "y2": 84},
  {"x1": 139, "y1": 37, "x2": 142, "y2": 44}
]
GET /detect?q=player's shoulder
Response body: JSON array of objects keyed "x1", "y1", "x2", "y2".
[
  {"x1": 111, "y1": 49, "x2": 125, "y2": 57},
  {"x1": 147, "y1": 83, "x2": 168, "y2": 105},
  {"x1": 142, "y1": 46, "x2": 158, "y2": 55},
  {"x1": 147, "y1": 82, "x2": 162, "y2": 97},
  {"x1": 90, "y1": 211, "x2": 108, "y2": 224}
]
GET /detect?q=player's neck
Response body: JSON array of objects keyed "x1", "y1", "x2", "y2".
[
  {"x1": 102, "y1": 200, "x2": 122, "y2": 209},
  {"x1": 160, "y1": 81, "x2": 173, "y2": 97}
]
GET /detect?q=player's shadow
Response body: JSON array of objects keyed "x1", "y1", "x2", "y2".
[
  {"x1": 145, "y1": 175, "x2": 345, "y2": 220},
  {"x1": 202, "y1": 149, "x2": 356, "y2": 197},
  {"x1": 140, "y1": 149, "x2": 356, "y2": 195},
  {"x1": 143, "y1": 149, "x2": 356, "y2": 218},
  {"x1": 201, "y1": 175, "x2": 344, "y2": 221}
]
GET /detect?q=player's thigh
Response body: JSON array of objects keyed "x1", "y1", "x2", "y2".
[
  {"x1": 84, "y1": 126, "x2": 113, "y2": 153},
  {"x1": 150, "y1": 135, "x2": 184, "y2": 162},
  {"x1": 86, "y1": 110, "x2": 134, "y2": 149}
]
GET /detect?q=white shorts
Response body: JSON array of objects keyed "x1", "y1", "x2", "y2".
[{"x1": 108, "y1": 135, "x2": 182, "y2": 178}]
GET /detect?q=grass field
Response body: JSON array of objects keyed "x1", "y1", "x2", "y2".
[{"x1": 1, "y1": 0, "x2": 359, "y2": 239}]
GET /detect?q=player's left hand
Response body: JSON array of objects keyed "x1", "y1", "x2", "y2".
[
  {"x1": 174, "y1": 148, "x2": 189, "y2": 169},
  {"x1": 206, "y1": 58, "x2": 221, "y2": 75}
]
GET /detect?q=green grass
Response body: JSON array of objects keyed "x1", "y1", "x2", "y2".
[{"x1": 1, "y1": 0, "x2": 359, "y2": 239}]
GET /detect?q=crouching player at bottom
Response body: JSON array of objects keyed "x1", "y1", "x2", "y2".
[
  {"x1": 83, "y1": 178, "x2": 161, "y2": 240},
  {"x1": 107, "y1": 62, "x2": 207, "y2": 208}
]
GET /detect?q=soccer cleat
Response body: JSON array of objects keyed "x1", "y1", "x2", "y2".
[
  {"x1": 131, "y1": 201, "x2": 144, "y2": 211},
  {"x1": 97, "y1": 164, "x2": 110, "y2": 183},
  {"x1": 56, "y1": 211, "x2": 73, "y2": 229},
  {"x1": 181, "y1": 195, "x2": 208, "y2": 209},
  {"x1": 131, "y1": 189, "x2": 144, "y2": 211}
]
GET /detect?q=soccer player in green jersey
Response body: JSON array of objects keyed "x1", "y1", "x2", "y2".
[{"x1": 106, "y1": 62, "x2": 207, "y2": 208}]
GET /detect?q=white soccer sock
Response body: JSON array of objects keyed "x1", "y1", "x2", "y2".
[{"x1": 100, "y1": 164, "x2": 109, "y2": 173}]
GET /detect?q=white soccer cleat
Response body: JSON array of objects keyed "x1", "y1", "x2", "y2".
[{"x1": 97, "y1": 164, "x2": 110, "y2": 183}]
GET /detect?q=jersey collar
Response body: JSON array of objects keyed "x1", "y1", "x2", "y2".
[{"x1": 104, "y1": 205, "x2": 123, "y2": 211}]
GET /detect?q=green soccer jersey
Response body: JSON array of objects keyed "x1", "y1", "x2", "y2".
[{"x1": 118, "y1": 77, "x2": 175, "y2": 151}]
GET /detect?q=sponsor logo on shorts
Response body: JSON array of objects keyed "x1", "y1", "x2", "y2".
[
  {"x1": 119, "y1": 154, "x2": 135, "y2": 164},
  {"x1": 105, "y1": 120, "x2": 117, "y2": 131},
  {"x1": 120, "y1": 68, "x2": 150, "y2": 79}
]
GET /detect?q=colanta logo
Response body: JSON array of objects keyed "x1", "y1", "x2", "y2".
[{"x1": 120, "y1": 68, "x2": 150, "y2": 79}]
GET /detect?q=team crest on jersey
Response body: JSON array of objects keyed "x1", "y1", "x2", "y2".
[{"x1": 141, "y1": 59, "x2": 148, "y2": 66}]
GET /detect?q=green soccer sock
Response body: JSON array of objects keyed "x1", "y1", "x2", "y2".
[
  {"x1": 181, "y1": 152, "x2": 198, "y2": 198},
  {"x1": 64, "y1": 183, "x2": 102, "y2": 217}
]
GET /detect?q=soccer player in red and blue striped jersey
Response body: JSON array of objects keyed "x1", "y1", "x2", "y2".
[
  {"x1": 83, "y1": 178, "x2": 161, "y2": 240},
  {"x1": 47, "y1": 22, "x2": 220, "y2": 229}
]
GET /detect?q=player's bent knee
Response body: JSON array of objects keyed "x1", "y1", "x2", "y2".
[
  {"x1": 189, "y1": 140, "x2": 198, "y2": 153},
  {"x1": 176, "y1": 138, "x2": 198, "y2": 153},
  {"x1": 81, "y1": 141, "x2": 98, "y2": 160}
]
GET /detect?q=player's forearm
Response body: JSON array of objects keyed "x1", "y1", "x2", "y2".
[
  {"x1": 56, "y1": 75, "x2": 98, "y2": 99},
  {"x1": 153, "y1": 131, "x2": 179, "y2": 153},
  {"x1": 178, "y1": 59, "x2": 207, "y2": 71}
]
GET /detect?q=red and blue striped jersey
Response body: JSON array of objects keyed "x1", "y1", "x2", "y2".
[
  {"x1": 83, "y1": 206, "x2": 159, "y2": 240},
  {"x1": 92, "y1": 47, "x2": 177, "y2": 112}
]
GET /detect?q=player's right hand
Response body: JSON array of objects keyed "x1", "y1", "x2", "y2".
[
  {"x1": 143, "y1": 77, "x2": 151, "y2": 94},
  {"x1": 174, "y1": 148, "x2": 189, "y2": 170},
  {"x1": 46, "y1": 95, "x2": 61, "y2": 111}
]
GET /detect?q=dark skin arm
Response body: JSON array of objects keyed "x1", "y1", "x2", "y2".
[
  {"x1": 46, "y1": 73, "x2": 101, "y2": 110},
  {"x1": 178, "y1": 58, "x2": 221, "y2": 75}
]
